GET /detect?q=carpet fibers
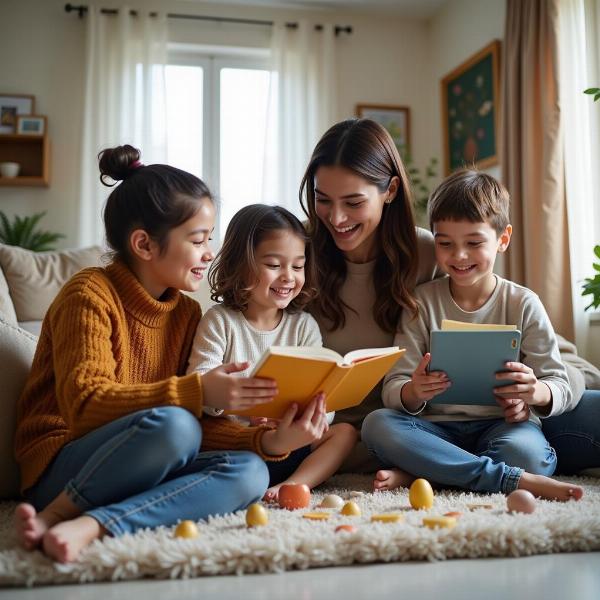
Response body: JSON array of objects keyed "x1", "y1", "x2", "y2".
[{"x1": 1, "y1": 474, "x2": 600, "y2": 587}]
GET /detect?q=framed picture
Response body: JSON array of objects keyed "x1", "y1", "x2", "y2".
[
  {"x1": 16, "y1": 115, "x2": 46, "y2": 136},
  {"x1": 440, "y1": 40, "x2": 501, "y2": 175},
  {"x1": 0, "y1": 94, "x2": 35, "y2": 135},
  {"x1": 356, "y1": 104, "x2": 411, "y2": 154}
]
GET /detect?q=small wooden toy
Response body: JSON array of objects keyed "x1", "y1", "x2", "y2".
[
  {"x1": 302, "y1": 512, "x2": 331, "y2": 520},
  {"x1": 174, "y1": 520, "x2": 199, "y2": 538},
  {"x1": 467, "y1": 503, "x2": 494, "y2": 511},
  {"x1": 506, "y1": 489, "x2": 536, "y2": 514},
  {"x1": 423, "y1": 515, "x2": 457, "y2": 529},
  {"x1": 371, "y1": 513, "x2": 404, "y2": 523},
  {"x1": 278, "y1": 483, "x2": 311, "y2": 510},
  {"x1": 246, "y1": 503, "x2": 269, "y2": 527},
  {"x1": 409, "y1": 478, "x2": 434, "y2": 509},
  {"x1": 340, "y1": 501, "x2": 361, "y2": 516},
  {"x1": 319, "y1": 494, "x2": 345, "y2": 509}
]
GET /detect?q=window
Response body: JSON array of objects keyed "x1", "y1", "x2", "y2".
[{"x1": 166, "y1": 47, "x2": 273, "y2": 242}]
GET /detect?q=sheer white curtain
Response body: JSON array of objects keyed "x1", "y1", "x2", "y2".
[
  {"x1": 263, "y1": 21, "x2": 337, "y2": 217},
  {"x1": 558, "y1": 0, "x2": 600, "y2": 355},
  {"x1": 78, "y1": 5, "x2": 168, "y2": 246}
]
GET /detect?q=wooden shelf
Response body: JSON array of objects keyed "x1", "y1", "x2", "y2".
[{"x1": 0, "y1": 133, "x2": 50, "y2": 187}]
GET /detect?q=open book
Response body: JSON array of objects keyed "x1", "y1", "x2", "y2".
[
  {"x1": 428, "y1": 320, "x2": 521, "y2": 405},
  {"x1": 224, "y1": 346, "x2": 404, "y2": 419}
]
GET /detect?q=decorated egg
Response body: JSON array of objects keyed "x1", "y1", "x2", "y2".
[
  {"x1": 506, "y1": 489, "x2": 536, "y2": 514},
  {"x1": 335, "y1": 524, "x2": 357, "y2": 533},
  {"x1": 340, "y1": 501, "x2": 361, "y2": 516},
  {"x1": 174, "y1": 520, "x2": 199, "y2": 538},
  {"x1": 409, "y1": 478, "x2": 434, "y2": 510},
  {"x1": 246, "y1": 503, "x2": 269, "y2": 527},
  {"x1": 319, "y1": 494, "x2": 345, "y2": 509},
  {"x1": 278, "y1": 483, "x2": 311, "y2": 510}
]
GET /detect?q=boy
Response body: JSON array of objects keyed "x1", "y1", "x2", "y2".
[{"x1": 361, "y1": 169, "x2": 583, "y2": 501}]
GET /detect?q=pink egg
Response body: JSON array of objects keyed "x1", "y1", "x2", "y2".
[{"x1": 506, "y1": 489, "x2": 536, "y2": 514}]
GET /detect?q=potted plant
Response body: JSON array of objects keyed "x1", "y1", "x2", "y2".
[
  {"x1": 0, "y1": 210, "x2": 64, "y2": 251},
  {"x1": 582, "y1": 245, "x2": 600, "y2": 311}
]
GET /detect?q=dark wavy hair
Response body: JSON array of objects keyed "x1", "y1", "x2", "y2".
[
  {"x1": 99, "y1": 144, "x2": 213, "y2": 265},
  {"x1": 299, "y1": 118, "x2": 419, "y2": 332},
  {"x1": 209, "y1": 204, "x2": 317, "y2": 313}
]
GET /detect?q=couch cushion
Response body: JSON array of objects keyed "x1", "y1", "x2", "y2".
[
  {"x1": 0, "y1": 244, "x2": 104, "y2": 322},
  {"x1": 0, "y1": 265, "x2": 18, "y2": 324},
  {"x1": 0, "y1": 317, "x2": 37, "y2": 499}
]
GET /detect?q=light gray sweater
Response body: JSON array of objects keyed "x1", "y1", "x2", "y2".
[
  {"x1": 317, "y1": 227, "x2": 439, "y2": 427},
  {"x1": 383, "y1": 275, "x2": 574, "y2": 425}
]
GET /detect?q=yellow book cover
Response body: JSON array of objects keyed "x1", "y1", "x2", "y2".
[
  {"x1": 441, "y1": 319, "x2": 517, "y2": 331},
  {"x1": 225, "y1": 346, "x2": 405, "y2": 419}
]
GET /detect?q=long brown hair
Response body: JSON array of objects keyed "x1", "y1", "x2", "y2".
[
  {"x1": 300, "y1": 118, "x2": 419, "y2": 332},
  {"x1": 209, "y1": 204, "x2": 317, "y2": 313}
]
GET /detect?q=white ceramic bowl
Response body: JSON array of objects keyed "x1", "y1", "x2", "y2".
[{"x1": 0, "y1": 162, "x2": 20, "y2": 178}]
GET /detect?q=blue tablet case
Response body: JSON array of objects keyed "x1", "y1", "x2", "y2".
[{"x1": 429, "y1": 330, "x2": 522, "y2": 405}]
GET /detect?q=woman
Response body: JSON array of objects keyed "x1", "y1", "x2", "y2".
[{"x1": 300, "y1": 118, "x2": 600, "y2": 475}]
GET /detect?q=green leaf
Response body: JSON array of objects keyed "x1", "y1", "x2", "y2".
[
  {"x1": 0, "y1": 210, "x2": 64, "y2": 251},
  {"x1": 594, "y1": 245, "x2": 600, "y2": 260},
  {"x1": 595, "y1": 93, "x2": 600, "y2": 102},
  {"x1": 583, "y1": 87, "x2": 600, "y2": 94}
]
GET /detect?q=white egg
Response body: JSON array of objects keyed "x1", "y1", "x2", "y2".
[{"x1": 506, "y1": 489, "x2": 536, "y2": 514}]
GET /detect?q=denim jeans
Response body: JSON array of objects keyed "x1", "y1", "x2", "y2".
[
  {"x1": 361, "y1": 409, "x2": 557, "y2": 494},
  {"x1": 542, "y1": 390, "x2": 600, "y2": 474},
  {"x1": 25, "y1": 406, "x2": 269, "y2": 536}
]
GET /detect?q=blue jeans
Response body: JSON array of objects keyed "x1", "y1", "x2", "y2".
[
  {"x1": 542, "y1": 390, "x2": 600, "y2": 474},
  {"x1": 361, "y1": 409, "x2": 557, "y2": 494},
  {"x1": 25, "y1": 406, "x2": 269, "y2": 536}
]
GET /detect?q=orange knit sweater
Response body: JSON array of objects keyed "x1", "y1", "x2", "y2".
[{"x1": 15, "y1": 261, "x2": 284, "y2": 493}]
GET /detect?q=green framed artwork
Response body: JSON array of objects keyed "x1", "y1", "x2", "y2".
[{"x1": 440, "y1": 40, "x2": 501, "y2": 175}]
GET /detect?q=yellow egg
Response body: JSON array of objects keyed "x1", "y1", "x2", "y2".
[
  {"x1": 409, "y1": 478, "x2": 434, "y2": 510},
  {"x1": 246, "y1": 503, "x2": 269, "y2": 527},
  {"x1": 174, "y1": 520, "x2": 199, "y2": 538},
  {"x1": 340, "y1": 501, "x2": 361, "y2": 516}
]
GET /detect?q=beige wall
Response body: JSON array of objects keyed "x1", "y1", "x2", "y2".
[{"x1": 0, "y1": 0, "x2": 432, "y2": 248}]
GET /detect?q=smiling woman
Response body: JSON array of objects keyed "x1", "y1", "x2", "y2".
[{"x1": 299, "y1": 119, "x2": 439, "y2": 461}]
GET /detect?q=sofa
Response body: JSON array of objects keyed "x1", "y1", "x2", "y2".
[
  {"x1": 1, "y1": 242, "x2": 599, "y2": 500},
  {"x1": 0, "y1": 243, "x2": 212, "y2": 499}
]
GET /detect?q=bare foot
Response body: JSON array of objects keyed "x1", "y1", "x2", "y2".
[
  {"x1": 263, "y1": 484, "x2": 282, "y2": 504},
  {"x1": 14, "y1": 503, "x2": 57, "y2": 551},
  {"x1": 518, "y1": 473, "x2": 584, "y2": 501},
  {"x1": 373, "y1": 469, "x2": 415, "y2": 492},
  {"x1": 42, "y1": 516, "x2": 104, "y2": 563}
]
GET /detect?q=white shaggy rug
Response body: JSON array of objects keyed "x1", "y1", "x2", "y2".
[{"x1": 1, "y1": 474, "x2": 600, "y2": 588}]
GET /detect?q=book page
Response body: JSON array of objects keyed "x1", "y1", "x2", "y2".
[
  {"x1": 342, "y1": 346, "x2": 402, "y2": 365},
  {"x1": 250, "y1": 345, "x2": 343, "y2": 375},
  {"x1": 441, "y1": 319, "x2": 517, "y2": 331}
]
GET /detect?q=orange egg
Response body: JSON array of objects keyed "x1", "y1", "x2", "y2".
[
  {"x1": 278, "y1": 483, "x2": 311, "y2": 510},
  {"x1": 335, "y1": 524, "x2": 357, "y2": 533}
]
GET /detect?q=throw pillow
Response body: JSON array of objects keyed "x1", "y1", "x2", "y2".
[
  {"x1": 0, "y1": 265, "x2": 18, "y2": 324},
  {"x1": 0, "y1": 317, "x2": 37, "y2": 499},
  {"x1": 0, "y1": 244, "x2": 104, "y2": 322}
]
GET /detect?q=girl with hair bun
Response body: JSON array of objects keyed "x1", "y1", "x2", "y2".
[{"x1": 14, "y1": 145, "x2": 326, "y2": 562}]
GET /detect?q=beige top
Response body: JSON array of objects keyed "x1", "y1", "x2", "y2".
[
  {"x1": 316, "y1": 227, "x2": 438, "y2": 427},
  {"x1": 383, "y1": 275, "x2": 573, "y2": 425}
]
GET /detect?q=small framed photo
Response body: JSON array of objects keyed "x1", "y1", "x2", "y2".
[
  {"x1": 16, "y1": 115, "x2": 46, "y2": 136},
  {"x1": 440, "y1": 40, "x2": 501, "y2": 174},
  {"x1": 0, "y1": 94, "x2": 35, "y2": 134},
  {"x1": 356, "y1": 104, "x2": 411, "y2": 154}
]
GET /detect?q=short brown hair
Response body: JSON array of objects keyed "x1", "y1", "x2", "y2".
[
  {"x1": 428, "y1": 169, "x2": 510, "y2": 235},
  {"x1": 209, "y1": 204, "x2": 317, "y2": 313}
]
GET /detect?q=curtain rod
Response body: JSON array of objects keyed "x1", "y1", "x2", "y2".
[{"x1": 63, "y1": 3, "x2": 353, "y2": 35}]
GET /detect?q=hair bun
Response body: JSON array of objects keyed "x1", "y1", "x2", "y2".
[{"x1": 98, "y1": 144, "x2": 142, "y2": 186}]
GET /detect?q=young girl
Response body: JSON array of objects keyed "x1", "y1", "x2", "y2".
[
  {"x1": 13, "y1": 146, "x2": 328, "y2": 563},
  {"x1": 187, "y1": 204, "x2": 357, "y2": 502}
]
